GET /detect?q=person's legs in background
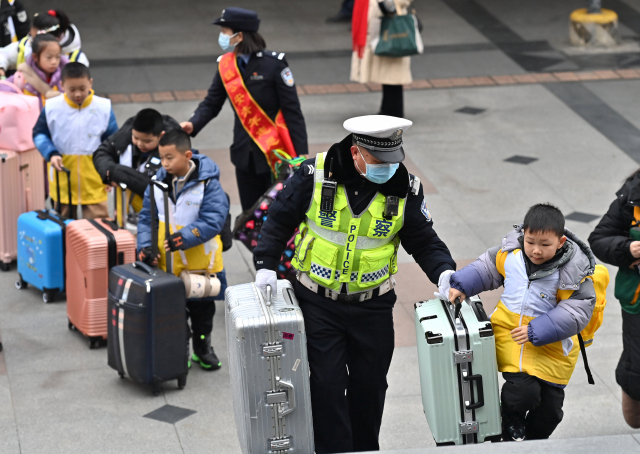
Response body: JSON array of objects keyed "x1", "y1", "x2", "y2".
[
  {"x1": 326, "y1": 0, "x2": 355, "y2": 23},
  {"x1": 235, "y1": 166, "x2": 273, "y2": 211},
  {"x1": 380, "y1": 85, "x2": 404, "y2": 118}
]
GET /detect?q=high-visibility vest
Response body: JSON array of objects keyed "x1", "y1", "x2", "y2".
[{"x1": 291, "y1": 152, "x2": 405, "y2": 293}]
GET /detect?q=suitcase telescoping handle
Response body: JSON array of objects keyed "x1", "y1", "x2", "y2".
[
  {"x1": 55, "y1": 167, "x2": 73, "y2": 219},
  {"x1": 150, "y1": 179, "x2": 172, "y2": 274},
  {"x1": 453, "y1": 297, "x2": 463, "y2": 320},
  {"x1": 465, "y1": 374, "x2": 485, "y2": 410}
]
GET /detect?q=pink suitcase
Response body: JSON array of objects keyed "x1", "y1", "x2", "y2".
[
  {"x1": 0, "y1": 81, "x2": 40, "y2": 152},
  {"x1": 65, "y1": 218, "x2": 136, "y2": 348},
  {"x1": 1, "y1": 148, "x2": 46, "y2": 213},
  {"x1": 0, "y1": 151, "x2": 21, "y2": 271}
]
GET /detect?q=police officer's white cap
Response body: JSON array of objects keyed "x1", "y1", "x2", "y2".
[{"x1": 343, "y1": 115, "x2": 412, "y2": 163}]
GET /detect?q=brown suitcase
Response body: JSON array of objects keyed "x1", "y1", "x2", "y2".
[
  {"x1": 16, "y1": 148, "x2": 45, "y2": 213},
  {"x1": 66, "y1": 217, "x2": 136, "y2": 348},
  {"x1": 0, "y1": 151, "x2": 21, "y2": 271}
]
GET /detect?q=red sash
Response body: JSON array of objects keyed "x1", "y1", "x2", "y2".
[{"x1": 219, "y1": 52, "x2": 297, "y2": 175}]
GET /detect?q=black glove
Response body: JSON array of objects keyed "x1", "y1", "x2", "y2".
[
  {"x1": 138, "y1": 247, "x2": 155, "y2": 265},
  {"x1": 166, "y1": 232, "x2": 185, "y2": 251}
]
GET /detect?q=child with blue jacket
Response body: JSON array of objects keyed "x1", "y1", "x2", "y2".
[
  {"x1": 444, "y1": 203, "x2": 596, "y2": 442},
  {"x1": 137, "y1": 129, "x2": 229, "y2": 371}
]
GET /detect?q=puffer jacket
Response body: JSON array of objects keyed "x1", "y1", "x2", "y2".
[
  {"x1": 450, "y1": 225, "x2": 596, "y2": 385},
  {"x1": 588, "y1": 172, "x2": 640, "y2": 269},
  {"x1": 93, "y1": 115, "x2": 180, "y2": 197},
  {"x1": 7, "y1": 54, "x2": 67, "y2": 108},
  {"x1": 137, "y1": 154, "x2": 229, "y2": 277}
]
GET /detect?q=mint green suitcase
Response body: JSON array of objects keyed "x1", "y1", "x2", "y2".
[{"x1": 415, "y1": 297, "x2": 502, "y2": 445}]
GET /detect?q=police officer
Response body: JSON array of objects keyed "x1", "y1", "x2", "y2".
[
  {"x1": 253, "y1": 115, "x2": 456, "y2": 453},
  {"x1": 180, "y1": 7, "x2": 308, "y2": 211},
  {"x1": 0, "y1": 0, "x2": 29, "y2": 49}
]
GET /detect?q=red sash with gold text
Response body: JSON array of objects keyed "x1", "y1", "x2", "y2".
[{"x1": 219, "y1": 52, "x2": 297, "y2": 175}]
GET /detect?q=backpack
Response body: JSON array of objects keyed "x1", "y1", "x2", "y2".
[{"x1": 575, "y1": 264, "x2": 610, "y2": 384}]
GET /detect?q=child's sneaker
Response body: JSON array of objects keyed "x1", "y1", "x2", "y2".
[
  {"x1": 502, "y1": 411, "x2": 526, "y2": 442},
  {"x1": 192, "y1": 334, "x2": 222, "y2": 371}
]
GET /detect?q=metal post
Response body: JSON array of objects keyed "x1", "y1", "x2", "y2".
[{"x1": 588, "y1": 0, "x2": 602, "y2": 14}]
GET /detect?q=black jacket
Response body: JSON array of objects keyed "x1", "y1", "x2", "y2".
[
  {"x1": 93, "y1": 115, "x2": 180, "y2": 196},
  {"x1": 188, "y1": 51, "x2": 308, "y2": 175},
  {"x1": 588, "y1": 172, "x2": 640, "y2": 268},
  {"x1": 0, "y1": 0, "x2": 28, "y2": 48},
  {"x1": 253, "y1": 135, "x2": 456, "y2": 284}
]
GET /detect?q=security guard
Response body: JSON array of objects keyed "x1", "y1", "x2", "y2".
[
  {"x1": 180, "y1": 7, "x2": 308, "y2": 211},
  {"x1": 253, "y1": 115, "x2": 456, "y2": 453}
]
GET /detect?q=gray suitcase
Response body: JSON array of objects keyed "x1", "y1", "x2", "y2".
[
  {"x1": 225, "y1": 280, "x2": 314, "y2": 454},
  {"x1": 415, "y1": 297, "x2": 502, "y2": 445}
]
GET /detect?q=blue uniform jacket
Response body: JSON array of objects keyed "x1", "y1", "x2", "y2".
[
  {"x1": 137, "y1": 154, "x2": 229, "y2": 253},
  {"x1": 188, "y1": 51, "x2": 308, "y2": 174}
]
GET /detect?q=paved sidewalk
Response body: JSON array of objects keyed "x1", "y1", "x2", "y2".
[{"x1": 2, "y1": 0, "x2": 640, "y2": 452}]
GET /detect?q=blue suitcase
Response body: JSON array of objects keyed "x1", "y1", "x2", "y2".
[{"x1": 15, "y1": 169, "x2": 74, "y2": 303}]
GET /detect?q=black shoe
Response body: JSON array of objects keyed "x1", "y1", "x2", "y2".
[
  {"x1": 502, "y1": 411, "x2": 526, "y2": 442},
  {"x1": 192, "y1": 334, "x2": 221, "y2": 371},
  {"x1": 326, "y1": 13, "x2": 351, "y2": 23}
]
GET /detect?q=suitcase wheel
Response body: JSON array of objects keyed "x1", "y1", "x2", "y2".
[
  {"x1": 15, "y1": 275, "x2": 27, "y2": 290},
  {"x1": 151, "y1": 383, "x2": 162, "y2": 396},
  {"x1": 67, "y1": 319, "x2": 76, "y2": 331},
  {"x1": 118, "y1": 372, "x2": 125, "y2": 379},
  {"x1": 88, "y1": 337, "x2": 104, "y2": 350},
  {"x1": 177, "y1": 374, "x2": 187, "y2": 390},
  {"x1": 42, "y1": 290, "x2": 55, "y2": 304},
  {"x1": 0, "y1": 262, "x2": 10, "y2": 272}
]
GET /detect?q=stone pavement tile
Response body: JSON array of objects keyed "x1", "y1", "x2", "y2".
[
  {"x1": 17, "y1": 418, "x2": 184, "y2": 454},
  {"x1": 194, "y1": 89, "x2": 208, "y2": 98},
  {"x1": 430, "y1": 78, "x2": 455, "y2": 88},
  {"x1": 345, "y1": 83, "x2": 369, "y2": 93},
  {"x1": 151, "y1": 91, "x2": 176, "y2": 102},
  {"x1": 386, "y1": 347, "x2": 421, "y2": 398},
  {"x1": 10, "y1": 368, "x2": 167, "y2": 427},
  {"x1": 553, "y1": 72, "x2": 580, "y2": 81},
  {"x1": 129, "y1": 92, "x2": 153, "y2": 103},
  {"x1": 615, "y1": 69, "x2": 640, "y2": 79},
  {"x1": 0, "y1": 376, "x2": 16, "y2": 428},
  {"x1": 491, "y1": 75, "x2": 517, "y2": 85},
  {"x1": 448, "y1": 77, "x2": 474, "y2": 87},
  {"x1": 406, "y1": 79, "x2": 433, "y2": 90},
  {"x1": 366, "y1": 82, "x2": 382, "y2": 92},
  {"x1": 393, "y1": 304, "x2": 416, "y2": 348},
  {"x1": 200, "y1": 149, "x2": 240, "y2": 205},
  {"x1": 0, "y1": 425, "x2": 19, "y2": 454},
  {"x1": 402, "y1": 154, "x2": 437, "y2": 194},
  {"x1": 379, "y1": 395, "x2": 435, "y2": 451},
  {"x1": 556, "y1": 380, "x2": 637, "y2": 439},
  {"x1": 107, "y1": 93, "x2": 131, "y2": 103},
  {"x1": 512, "y1": 74, "x2": 539, "y2": 84},
  {"x1": 592, "y1": 70, "x2": 620, "y2": 80},
  {"x1": 303, "y1": 84, "x2": 329, "y2": 95},
  {"x1": 324, "y1": 84, "x2": 349, "y2": 94},
  {"x1": 531, "y1": 73, "x2": 559, "y2": 83},
  {"x1": 576, "y1": 71, "x2": 601, "y2": 81},
  {"x1": 1, "y1": 322, "x2": 108, "y2": 375},
  {"x1": 296, "y1": 85, "x2": 306, "y2": 96},
  {"x1": 173, "y1": 90, "x2": 201, "y2": 101},
  {"x1": 468, "y1": 76, "x2": 495, "y2": 86},
  {"x1": 372, "y1": 434, "x2": 640, "y2": 453},
  {"x1": 413, "y1": 50, "x2": 525, "y2": 81}
]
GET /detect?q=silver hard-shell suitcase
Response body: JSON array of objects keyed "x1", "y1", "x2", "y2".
[{"x1": 225, "y1": 280, "x2": 314, "y2": 453}]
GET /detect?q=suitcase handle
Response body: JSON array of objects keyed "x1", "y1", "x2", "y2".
[
  {"x1": 276, "y1": 377, "x2": 296, "y2": 418},
  {"x1": 453, "y1": 297, "x2": 463, "y2": 320},
  {"x1": 266, "y1": 284, "x2": 272, "y2": 306},
  {"x1": 465, "y1": 374, "x2": 484, "y2": 410},
  {"x1": 133, "y1": 261, "x2": 156, "y2": 276}
]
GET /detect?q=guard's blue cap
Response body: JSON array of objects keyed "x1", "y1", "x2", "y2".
[{"x1": 212, "y1": 7, "x2": 260, "y2": 32}]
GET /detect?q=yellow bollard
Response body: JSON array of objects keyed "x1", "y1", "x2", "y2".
[{"x1": 569, "y1": 8, "x2": 618, "y2": 47}]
